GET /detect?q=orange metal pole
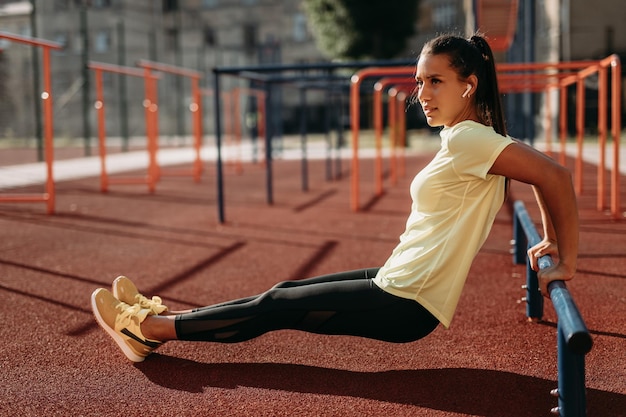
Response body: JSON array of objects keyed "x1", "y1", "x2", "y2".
[
  {"x1": 0, "y1": 32, "x2": 62, "y2": 213},
  {"x1": 137, "y1": 60, "x2": 205, "y2": 182},
  {"x1": 349, "y1": 60, "x2": 618, "y2": 215},
  {"x1": 575, "y1": 65, "x2": 602, "y2": 197},
  {"x1": 395, "y1": 91, "x2": 407, "y2": 177},
  {"x1": 256, "y1": 90, "x2": 266, "y2": 164},
  {"x1": 393, "y1": 85, "x2": 415, "y2": 182},
  {"x1": 556, "y1": 74, "x2": 579, "y2": 167},
  {"x1": 222, "y1": 91, "x2": 233, "y2": 169},
  {"x1": 387, "y1": 86, "x2": 414, "y2": 186},
  {"x1": 575, "y1": 77, "x2": 585, "y2": 195},
  {"x1": 559, "y1": 84, "x2": 569, "y2": 166},
  {"x1": 94, "y1": 69, "x2": 108, "y2": 192},
  {"x1": 498, "y1": 58, "x2": 622, "y2": 218},
  {"x1": 143, "y1": 67, "x2": 158, "y2": 192},
  {"x1": 597, "y1": 67, "x2": 608, "y2": 211},
  {"x1": 388, "y1": 88, "x2": 398, "y2": 185},
  {"x1": 42, "y1": 46, "x2": 55, "y2": 214},
  {"x1": 89, "y1": 62, "x2": 159, "y2": 192},
  {"x1": 497, "y1": 60, "x2": 598, "y2": 73},
  {"x1": 191, "y1": 77, "x2": 203, "y2": 182},
  {"x1": 233, "y1": 88, "x2": 243, "y2": 174},
  {"x1": 609, "y1": 56, "x2": 621, "y2": 219},
  {"x1": 372, "y1": 77, "x2": 415, "y2": 195},
  {"x1": 373, "y1": 83, "x2": 384, "y2": 196},
  {"x1": 137, "y1": 59, "x2": 202, "y2": 79},
  {"x1": 350, "y1": 67, "x2": 415, "y2": 212},
  {"x1": 560, "y1": 56, "x2": 621, "y2": 218},
  {"x1": 223, "y1": 87, "x2": 268, "y2": 166},
  {"x1": 544, "y1": 86, "x2": 554, "y2": 156},
  {"x1": 350, "y1": 74, "x2": 361, "y2": 212},
  {"x1": 150, "y1": 74, "x2": 160, "y2": 188}
]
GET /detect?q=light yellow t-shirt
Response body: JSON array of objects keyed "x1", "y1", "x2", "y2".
[{"x1": 373, "y1": 120, "x2": 514, "y2": 328}]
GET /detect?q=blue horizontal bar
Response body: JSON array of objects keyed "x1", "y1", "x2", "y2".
[
  {"x1": 513, "y1": 201, "x2": 593, "y2": 355},
  {"x1": 549, "y1": 281, "x2": 593, "y2": 354}
]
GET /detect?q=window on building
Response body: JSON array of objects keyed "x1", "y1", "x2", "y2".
[
  {"x1": 203, "y1": 26, "x2": 217, "y2": 46},
  {"x1": 202, "y1": 0, "x2": 219, "y2": 8},
  {"x1": 73, "y1": 32, "x2": 84, "y2": 54},
  {"x1": 94, "y1": 29, "x2": 111, "y2": 53},
  {"x1": 53, "y1": 32, "x2": 68, "y2": 55},
  {"x1": 186, "y1": 13, "x2": 202, "y2": 30},
  {"x1": 93, "y1": 0, "x2": 112, "y2": 8},
  {"x1": 163, "y1": 0, "x2": 178, "y2": 12},
  {"x1": 243, "y1": 24, "x2": 257, "y2": 53},
  {"x1": 165, "y1": 28, "x2": 179, "y2": 51},
  {"x1": 19, "y1": 25, "x2": 31, "y2": 38},
  {"x1": 432, "y1": 1, "x2": 457, "y2": 30},
  {"x1": 293, "y1": 13, "x2": 307, "y2": 42},
  {"x1": 54, "y1": 0, "x2": 70, "y2": 11}
]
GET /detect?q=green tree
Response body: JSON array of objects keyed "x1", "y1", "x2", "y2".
[{"x1": 303, "y1": 0, "x2": 419, "y2": 60}]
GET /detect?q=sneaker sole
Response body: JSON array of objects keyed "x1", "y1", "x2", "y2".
[{"x1": 90, "y1": 290, "x2": 146, "y2": 363}]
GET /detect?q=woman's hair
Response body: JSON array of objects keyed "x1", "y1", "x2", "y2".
[{"x1": 419, "y1": 33, "x2": 507, "y2": 137}]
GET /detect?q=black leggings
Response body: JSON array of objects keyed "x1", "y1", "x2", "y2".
[{"x1": 175, "y1": 268, "x2": 439, "y2": 343}]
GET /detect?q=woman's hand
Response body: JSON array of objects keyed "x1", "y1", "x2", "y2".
[
  {"x1": 528, "y1": 239, "x2": 576, "y2": 297},
  {"x1": 537, "y1": 262, "x2": 576, "y2": 297},
  {"x1": 527, "y1": 239, "x2": 558, "y2": 272}
]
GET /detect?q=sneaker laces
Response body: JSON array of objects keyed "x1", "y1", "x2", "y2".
[
  {"x1": 115, "y1": 302, "x2": 151, "y2": 330},
  {"x1": 132, "y1": 294, "x2": 168, "y2": 315}
]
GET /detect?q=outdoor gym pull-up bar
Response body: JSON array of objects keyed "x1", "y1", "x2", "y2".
[
  {"x1": 498, "y1": 57, "x2": 622, "y2": 219},
  {"x1": 553, "y1": 55, "x2": 622, "y2": 218},
  {"x1": 388, "y1": 86, "x2": 415, "y2": 184},
  {"x1": 137, "y1": 60, "x2": 204, "y2": 182},
  {"x1": 373, "y1": 77, "x2": 415, "y2": 196},
  {"x1": 350, "y1": 66, "x2": 416, "y2": 212},
  {"x1": 88, "y1": 61, "x2": 161, "y2": 193},
  {"x1": 212, "y1": 59, "x2": 415, "y2": 223},
  {"x1": 0, "y1": 31, "x2": 63, "y2": 214}
]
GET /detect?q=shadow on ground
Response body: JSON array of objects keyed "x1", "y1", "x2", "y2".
[{"x1": 138, "y1": 355, "x2": 625, "y2": 417}]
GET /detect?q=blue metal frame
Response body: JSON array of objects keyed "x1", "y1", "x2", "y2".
[
  {"x1": 211, "y1": 59, "x2": 416, "y2": 223},
  {"x1": 512, "y1": 200, "x2": 592, "y2": 417}
]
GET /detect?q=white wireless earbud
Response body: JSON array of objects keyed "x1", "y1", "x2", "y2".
[{"x1": 462, "y1": 84, "x2": 472, "y2": 98}]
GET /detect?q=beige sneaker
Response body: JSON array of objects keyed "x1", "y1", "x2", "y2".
[
  {"x1": 112, "y1": 276, "x2": 168, "y2": 315},
  {"x1": 91, "y1": 288, "x2": 162, "y2": 362}
]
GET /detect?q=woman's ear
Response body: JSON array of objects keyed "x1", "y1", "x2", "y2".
[{"x1": 465, "y1": 75, "x2": 478, "y2": 97}]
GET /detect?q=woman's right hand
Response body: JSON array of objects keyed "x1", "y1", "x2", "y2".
[{"x1": 527, "y1": 238, "x2": 558, "y2": 272}]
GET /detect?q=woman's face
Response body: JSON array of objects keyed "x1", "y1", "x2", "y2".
[{"x1": 415, "y1": 53, "x2": 478, "y2": 128}]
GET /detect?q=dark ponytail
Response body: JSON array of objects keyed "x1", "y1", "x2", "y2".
[
  {"x1": 420, "y1": 33, "x2": 507, "y2": 137},
  {"x1": 468, "y1": 35, "x2": 507, "y2": 136}
]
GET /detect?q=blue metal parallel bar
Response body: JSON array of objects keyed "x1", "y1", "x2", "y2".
[
  {"x1": 512, "y1": 201, "x2": 544, "y2": 320},
  {"x1": 213, "y1": 72, "x2": 225, "y2": 224},
  {"x1": 525, "y1": 253, "x2": 545, "y2": 320},
  {"x1": 557, "y1": 320, "x2": 588, "y2": 416},
  {"x1": 264, "y1": 83, "x2": 273, "y2": 205},
  {"x1": 511, "y1": 200, "x2": 592, "y2": 417}
]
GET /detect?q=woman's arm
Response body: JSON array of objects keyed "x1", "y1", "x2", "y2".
[
  {"x1": 528, "y1": 185, "x2": 559, "y2": 269},
  {"x1": 532, "y1": 185, "x2": 557, "y2": 242},
  {"x1": 489, "y1": 141, "x2": 579, "y2": 296}
]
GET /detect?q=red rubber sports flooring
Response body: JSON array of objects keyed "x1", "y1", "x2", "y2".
[{"x1": 0, "y1": 151, "x2": 624, "y2": 416}]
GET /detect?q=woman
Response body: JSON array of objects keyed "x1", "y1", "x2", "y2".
[{"x1": 91, "y1": 34, "x2": 579, "y2": 363}]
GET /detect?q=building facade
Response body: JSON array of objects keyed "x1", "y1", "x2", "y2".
[{"x1": 0, "y1": 0, "x2": 623, "y2": 145}]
